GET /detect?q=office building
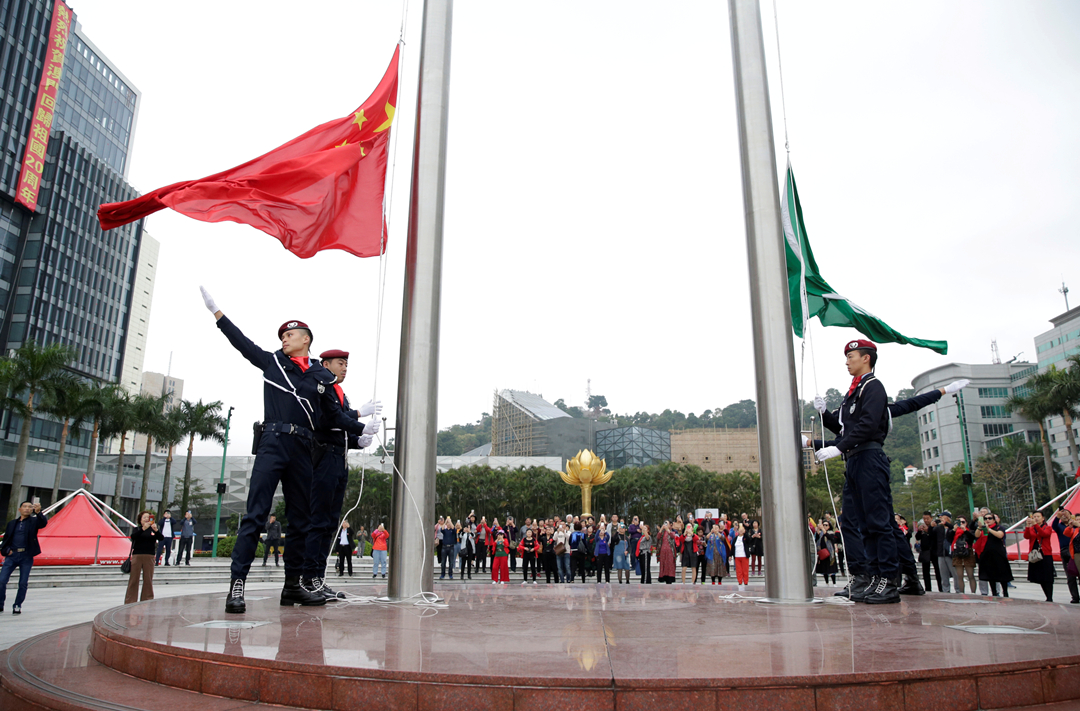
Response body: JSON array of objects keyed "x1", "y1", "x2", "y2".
[
  {"x1": 1033, "y1": 305, "x2": 1080, "y2": 469},
  {"x1": 0, "y1": 1, "x2": 151, "y2": 512},
  {"x1": 911, "y1": 363, "x2": 1039, "y2": 475},
  {"x1": 130, "y1": 371, "x2": 183, "y2": 454}
]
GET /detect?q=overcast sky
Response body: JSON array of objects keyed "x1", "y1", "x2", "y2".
[{"x1": 73, "y1": 1, "x2": 1080, "y2": 455}]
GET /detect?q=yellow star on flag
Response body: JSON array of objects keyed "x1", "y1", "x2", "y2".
[
  {"x1": 353, "y1": 110, "x2": 367, "y2": 129},
  {"x1": 335, "y1": 139, "x2": 349, "y2": 148},
  {"x1": 374, "y1": 102, "x2": 395, "y2": 133}
]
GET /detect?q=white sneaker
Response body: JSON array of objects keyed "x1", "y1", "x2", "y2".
[{"x1": 491, "y1": 581, "x2": 497, "y2": 585}]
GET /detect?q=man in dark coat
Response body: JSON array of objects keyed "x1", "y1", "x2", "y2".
[{"x1": 0, "y1": 500, "x2": 48, "y2": 614}]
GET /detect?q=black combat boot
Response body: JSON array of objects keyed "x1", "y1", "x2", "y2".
[
  {"x1": 849, "y1": 575, "x2": 877, "y2": 602},
  {"x1": 898, "y1": 574, "x2": 925, "y2": 596},
  {"x1": 281, "y1": 576, "x2": 327, "y2": 606},
  {"x1": 864, "y1": 575, "x2": 901, "y2": 604},
  {"x1": 226, "y1": 578, "x2": 246, "y2": 614},
  {"x1": 835, "y1": 574, "x2": 870, "y2": 599}
]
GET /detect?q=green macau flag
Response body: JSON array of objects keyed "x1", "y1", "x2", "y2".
[{"x1": 782, "y1": 161, "x2": 948, "y2": 355}]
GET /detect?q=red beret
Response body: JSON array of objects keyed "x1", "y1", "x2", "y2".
[
  {"x1": 844, "y1": 339, "x2": 877, "y2": 354},
  {"x1": 278, "y1": 320, "x2": 312, "y2": 340},
  {"x1": 320, "y1": 349, "x2": 349, "y2": 360}
]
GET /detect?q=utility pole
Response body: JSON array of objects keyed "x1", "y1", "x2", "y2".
[{"x1": 211, "y1": 406, "x2": 233, "y2": 557}]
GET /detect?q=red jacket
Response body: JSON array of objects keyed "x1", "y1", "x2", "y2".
[
  {"x1": 517, "y1": 537, "x2": 541, "y2": 556},
  {"x1": 1024, "y1": 523, "x2": 1053, "y2": 557}
]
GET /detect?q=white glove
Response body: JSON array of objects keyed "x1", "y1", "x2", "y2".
[
  {"x1": 815, "y1": 446, "x2": 842, "y2": 462},
  {"x1": 200, "y1": 286, "x2": 219, "y2": 313},
  {"x1": 813, "y1": 396, "x2": 826, "y2": 414},
  {"x1": 363, "y1": 419, "x2": 381, "y2": 435},
  {"x1": 801, "y1": 435, "x2": 810, "y2": 448},
  {"x1": 359, "y1": 400, "x2": 382, "y2": 418},
  {"x1": 358, "y1": 434, "x2": 374, "y2": 448},
  {"x1": 943, "y1": 379, "x2": 970, "y2": 395}
]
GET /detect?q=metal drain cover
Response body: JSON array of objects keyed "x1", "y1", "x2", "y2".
[
  {"x1": 187, "y1": 620, "x2": 274, "y2": 630},
  {"x1": 946, "y1": 625, "x2": 1047, "y2": 635}
]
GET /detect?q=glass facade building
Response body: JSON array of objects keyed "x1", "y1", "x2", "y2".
[
  {"x1": 595, "y1": 426, "x2": 671, "y2": 470},
  {"x1": 0, "y1": 0, "x2": 150, "y2": 512}
]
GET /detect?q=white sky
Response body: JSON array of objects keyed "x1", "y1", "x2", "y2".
[{"x1": 71, "y1": 1, "x2": 1080, "y2": 455}]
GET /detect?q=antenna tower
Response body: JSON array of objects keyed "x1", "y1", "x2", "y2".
[{"x1": 990, "y1": 339, "x2": 1001, "y2": 365}]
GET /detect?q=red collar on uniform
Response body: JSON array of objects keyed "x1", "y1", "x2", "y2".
[
  {"x1": 290, "y1": 356, "x2": 310, "y2": 372},
  {"x1": 332, "y1": 383, "x2": 345, "y2": 407},
  {"x1": 847, "y1": 374, "x2": 864, "y2": 397}
]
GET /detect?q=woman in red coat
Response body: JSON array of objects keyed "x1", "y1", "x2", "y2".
[
  {"x1": 1024, "y1": 511, "x2": 1056, "y2": 602},
  {"x1": 656, "y1": 522, "x2": 678, "y2": 584}
]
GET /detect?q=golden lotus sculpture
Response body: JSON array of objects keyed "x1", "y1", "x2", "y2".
[{"x1": 558, "y1": 449, "x2": 612, "y2": 517}]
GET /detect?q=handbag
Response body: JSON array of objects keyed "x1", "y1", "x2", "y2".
[
  {"x1": 1029, "y1": 541, "x2": 1044, "y2": 564},
  {"x1": 120, "y1": 540, "x2": 134, "y2": 574},
  {"x1": 817, "y1": 547, "x2": 831, "y2": 561}
]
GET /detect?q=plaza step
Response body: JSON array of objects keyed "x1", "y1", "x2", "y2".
[{"x1": 0, "y1": 622, "x2": 307, "y2": 711}]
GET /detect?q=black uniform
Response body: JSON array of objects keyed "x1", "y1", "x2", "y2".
[
  {"x1": 817, "y1": 388, "x2": 942, "y2": 582},
  {"x1": 820, "y1": 372, "x2": 898, "y2": 581},
  {"x1": 216, "y1": 316, "x2": 358, "y2": 582},
  {"x1": 307, "y1": 382, "x2": 367, "y2": 580}
]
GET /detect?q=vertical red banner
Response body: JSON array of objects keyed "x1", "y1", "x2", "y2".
[{"x1": 15, "y1": 0, "x2": 72, "y2": 212}]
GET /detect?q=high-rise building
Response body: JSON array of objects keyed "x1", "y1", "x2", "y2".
[
  {"x1": 490, "y1": 389, "x2": 615, "y2": 466},
  {"x1": 0, "y1": 1, "x2": 153, "y2": 512},
  {"x1": 1033, "y1": 305, "x2": 1080, "y2": 470},
  {"x1": 911, "y1": 363, "x2": 1039, "y2": 475},
  {"x1": 131, "y1": 371, "x2": 183, "y2": 455}
]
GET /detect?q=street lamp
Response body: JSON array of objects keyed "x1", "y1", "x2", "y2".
[{"x1": 211, "y1": 406, "x2": 234, "y2": 557}]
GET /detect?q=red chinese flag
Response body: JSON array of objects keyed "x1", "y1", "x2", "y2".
[
  {"x1": 98, "y1": 47, "x2": 399, "y2": 259},
  {"x1": 82, "y1": 473, "x2": 91, "y2": 486}
]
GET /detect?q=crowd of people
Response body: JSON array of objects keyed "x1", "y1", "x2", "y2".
[
  {"x1": 906, "y1": 506, "x2": 1079, "y2": 603},
  {"x1": 432, "y1": 511, "x2": 765, "y2": 588}
]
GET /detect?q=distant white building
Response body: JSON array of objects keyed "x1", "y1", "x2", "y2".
[{"x1": 903, "y1": 465, "x2": 922, "y2": 482}]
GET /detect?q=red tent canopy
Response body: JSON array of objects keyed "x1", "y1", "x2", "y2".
[
  {"x1": 0, "y1": 492, "x2": 131, "y2": 566},
  {"x1": 1006, "y1": 484, "x2": 1080, "y2": 562}
]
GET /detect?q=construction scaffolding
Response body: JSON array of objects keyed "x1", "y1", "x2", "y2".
[{"x1": 490, "y1": 389, "x2": 549, "y2": 457}]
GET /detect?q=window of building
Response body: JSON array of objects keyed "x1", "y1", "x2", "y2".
[
  {"x1": 929, "y1": 411, "x2": 934, "y2": 423},
  {"x1": 931, "y1": 429, "x2": 937, "y2": 440},
  {"x1": 933, "y1": 446, "x2": 939, "y2": 457},
  {"x1": 983, "y1": 423, "x2": 1013, "y2": 437},
  {"x1": 977, "y1": 387, "x2": 1008, "y2": 399},
  {"x1": 980, "y1": 405, "x2": 1011, "y2": 419}
]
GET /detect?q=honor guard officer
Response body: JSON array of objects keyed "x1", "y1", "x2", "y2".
[
  {"x1": 200, "y1": 287, "x2": 370, "y2": 613},
  {"x1": 813, "y1": 340, "x2": 902, "y2": 604},
  {"x1": 303, "y1": 348, "x2": 380, "y2": 599},
  {"x1": 810, "y1": 376, "x2": 970, "y2": 598}
]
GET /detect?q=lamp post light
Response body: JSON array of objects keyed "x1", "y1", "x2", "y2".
[{"x1": 211, "y1": 406, "x2": 234, "y2": 558}]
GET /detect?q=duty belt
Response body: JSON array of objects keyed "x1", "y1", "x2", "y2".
[
  {"x1": 842, "y1": 441, "x2": 884, "y2": 461},
  {"x1": 262, "y1": 421, "x2": 314, "y2": 442},
  {"x1": 319, "y1": 443, "x2": 346, "y2": 457}
]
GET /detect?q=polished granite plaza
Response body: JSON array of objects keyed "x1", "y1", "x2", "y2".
[{"x1": 4, "y1": 582, "x2": 1080, "y2": 710}]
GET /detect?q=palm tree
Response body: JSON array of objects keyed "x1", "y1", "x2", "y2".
[
  {"x1": 156, "y1": 408, "x2": 186, "y2": 519},
  {"x1": 133, "y1": 392, "x2": 170, "y2": 515},
  {"x1": 81, "y1": 381, "x2": 120, "y2": 490},
  {"x1": 1006, "y1": 388, "x2": 1057, "y2": 498},
  {"x1": 0, "y1": 341, "x2": 75, "y2": 520},
  {"x1": 39, "y1": 373, "x2": 92, "y2": 504},
  {"x1": 177, "y1": 399, "x2": 226, "y2": 515},
  {"x1": 99, "y1": 389, "x2": 138, "y2": 515}
]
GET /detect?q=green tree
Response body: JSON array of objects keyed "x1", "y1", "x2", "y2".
[
  {"x1": 177, "y1": 399, "x2": 226, "y2": 515},
  {"x1": 133, "y1": 392, "x2": 170, "y2": 515},
  {"x1": 155, "y1": 408, "x2": 187, "y2": 518},
  {"x1": 0, "y1": 341, "x2": 76, "y2": 520},
  {"x1": 80, "y1": 381, "x2": 119, "y2": 492},
  {"x1": 884, "y1": 388, "x2": 923, "y2": 483},
  {"x1": 39, "y1": 373, "x2": 91, "y2": 504},
  {"x1": 1007, "y1": 387, "x2": 1058, "y2": 498},
  {"x1": 99, "y1": 389, "x2": 138, "y2": 515},
  {"x1": 1036, "y1": 360, "x2": 1080, "y2": 473},
  {"x1": 168, "y1": 478, "x2": 215, "y2": 521}
]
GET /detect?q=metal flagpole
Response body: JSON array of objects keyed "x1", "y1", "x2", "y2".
[
  {"x1": 387, "y1": 0, "x2": 453, "y2": 601},
  {"x1": 728, "y1": 0, "x2": 814, "y2": 603}
]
